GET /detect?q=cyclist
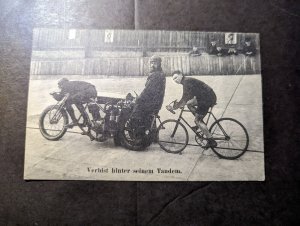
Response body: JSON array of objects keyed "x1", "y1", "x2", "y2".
[
  {"x1": 167, "y1": 71, "x2": 217, "y2": 148},
  {"x1": 55, "y1": 78, "x2": 100, "y2": 128}
]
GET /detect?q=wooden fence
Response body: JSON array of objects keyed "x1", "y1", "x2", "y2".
[
  {"x1": 33, "y1": 28, "x2": 260, "y2": 52},
  {"x1": 30, "y1": 54, "x2": 261, "y2": 77}
]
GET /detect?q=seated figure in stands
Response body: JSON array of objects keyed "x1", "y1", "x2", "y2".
[
  {"x1": 188, "y1": 46, "x2": 201, "y2": 56},
  {"x1": 242, "y1": 37, "x2": 257, "y2": 56},
  {"x1": 208, "y1": 39, "x2": 218, "y2": 55},
  {"x1": 208, "y1": 39, "x2": 225, "y2": 56}
]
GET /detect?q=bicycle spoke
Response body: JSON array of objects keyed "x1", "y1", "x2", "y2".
[
  {"x1": 209, "y1": 118, "x2": 249, "y2": 159},
  {"x1": 158, "y1": 120, "x2": 188, "y2": 153}
]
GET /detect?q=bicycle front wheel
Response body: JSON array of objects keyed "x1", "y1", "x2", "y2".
[
  {"x1": 39, "y1": 105, "x2": 69, "y2": 141},
  {"x1": 158, "y1": 119, "x2": 189, "y2": 154},
  {"x1": 209, "y1": 118, "x2": 249, "y2": 160}
]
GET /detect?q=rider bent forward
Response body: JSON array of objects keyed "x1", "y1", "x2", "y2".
[
  {"x1": 55, "y1": 78, "x2": 100, "y2": 128},
  {"x1": 168, "y1": 71, "x2": 217, "y2": 148}
]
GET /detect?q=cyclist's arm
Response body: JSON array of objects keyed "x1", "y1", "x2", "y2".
[
  {"x1": 173, "y1": 85, "x2": 193, "y2": 110},
  {"x1": 186, "y1": 96, "x2": 197, "y2": 105}
]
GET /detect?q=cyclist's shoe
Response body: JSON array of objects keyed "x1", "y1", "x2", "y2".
[
  {"x1": 80, "y1": 130, "x2": 95, "y2": 141},
  {"x1": 65, "y1": 121, "x2": 78, "y2": 129},
  {"x1": 203, "y1": 138, "x2": 217, "y2": 149}
]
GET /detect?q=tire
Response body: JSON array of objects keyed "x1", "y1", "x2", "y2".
[
  {"x1": 39, "y1": 105, "x2": 69, "y2": 141},
  {"x1": 209, "y1": 118, "x2": 249, "y2": 160},
  {"x1": 158, "y1": 119, "x2": 189, "y2": 154},
  {"x1": 119, "y1": 118, "x2": 149, "y2": 151}
]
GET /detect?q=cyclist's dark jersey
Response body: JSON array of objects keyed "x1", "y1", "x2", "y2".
[
  {"x1": 56, "y1": 81, "x2": 97, "y2": 102},
  {"x1": 60, "y1": 81, "x2": 96, "y2": 97},
  {"x1": 174, "y1": 77, "x2": 216, "y2": 109}
]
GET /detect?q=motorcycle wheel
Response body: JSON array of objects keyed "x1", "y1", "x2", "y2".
[
  {"x1": 119, "y1": 118, "x2": 150, "y2": 151},
  {"x1": 39, "y1": 105, "x2": 69, "y2": 141}
]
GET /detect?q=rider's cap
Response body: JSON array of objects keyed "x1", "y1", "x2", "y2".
[
  {"x1": 150, "y1": 55, "x2": 162, "y2": 63},
  {"x1": 58, "y1": 77, "x2": 69, "y2": 86}
]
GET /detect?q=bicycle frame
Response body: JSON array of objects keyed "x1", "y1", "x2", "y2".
[
  {"x1": 49, "y1": 93, "x2": 70, "y2": 124},
  {"x1": 171, "y1": 106, "x2": 229, "y2": 142},
  {"x1": 50, "y1": 94, "x2": 98, "y2": 126}
]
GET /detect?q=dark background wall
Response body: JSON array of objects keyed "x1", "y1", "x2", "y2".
[{"x1": 0, "y1": 0, "x2": 299, "y2": 225}]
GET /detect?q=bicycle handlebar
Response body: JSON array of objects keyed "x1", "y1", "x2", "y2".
[
  {"x1": 166, "y1": 104, "x2": 176, "y2": 114},
  {"x1": 166, "y1": 100, "x2": 186, "y2": 114}
]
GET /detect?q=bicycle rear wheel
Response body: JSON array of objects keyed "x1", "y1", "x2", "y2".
[
  {"x1": 209, "y1": 118, "x2": 249, "y2": 160},
  {"x1": 158, "y1": 119, "x2": 188, "y2": 154}
]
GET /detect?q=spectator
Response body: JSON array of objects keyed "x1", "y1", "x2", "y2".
[
  {"x1": 242, "y1": 37, "x2": 257, "y2": 56},
  {"x1": 227, "y1": 47, "x2": 238, "y2": 55},
  {"x1": 208, "y1": 39, "x2": 218, "y2": 55},
  {"x1": 216, "y1": 46, "x2": 226, "y2": 56},
  {"x1": 188, "y1": 46, "x2": 201, "y2": 56}
]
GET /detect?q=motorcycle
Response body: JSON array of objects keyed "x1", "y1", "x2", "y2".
[{"x1": 39, "y1": 91, "x2": 161, "y2": 151}]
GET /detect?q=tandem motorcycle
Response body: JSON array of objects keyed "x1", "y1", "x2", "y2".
[
  {"x1": 39, "y1": 90, "x2": 249, "y2": 159},
  {"x1": 39, "y1": 91, "x2": 162, "y2": 151}
]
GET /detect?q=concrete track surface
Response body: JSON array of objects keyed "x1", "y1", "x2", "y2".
[{"x1": 24, "y1": 75, "x2": 264, "y2": 181}]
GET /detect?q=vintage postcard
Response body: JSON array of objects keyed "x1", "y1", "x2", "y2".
[{"x1": 24, "y1": 29, "x2": 264, "y2": 181}]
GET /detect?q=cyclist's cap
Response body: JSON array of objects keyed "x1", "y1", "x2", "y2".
[
  {"x1": 150, "y1": 55, "x2": 162, "y2": 63},
  {"x1": 58, "y1": 77, "x2": 69, "y2": 86}
]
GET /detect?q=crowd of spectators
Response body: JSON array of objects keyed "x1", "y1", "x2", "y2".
[{"x1": 188, "y1": 37, "x2": 257, "y2": 57}]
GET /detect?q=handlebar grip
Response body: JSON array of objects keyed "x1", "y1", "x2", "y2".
[{"x1": 166, "y1": 106, "x2": 176, "y2": 114}]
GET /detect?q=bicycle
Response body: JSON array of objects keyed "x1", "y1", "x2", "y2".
[{"x1": 157, "y1": 101, "x2": 249, "y2": 160}]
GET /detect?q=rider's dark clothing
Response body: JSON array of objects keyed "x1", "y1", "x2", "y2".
[
  {"x1": 57, "y1": 81, "x2": 100, "y2": 123},
  {"x1": 132, "y1": 69, "x2": 166, "y2": 119},
  {"x1": 174, "y1": 77, "x2": 216, "y2": 119}
]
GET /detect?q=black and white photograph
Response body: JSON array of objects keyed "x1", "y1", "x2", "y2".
[{"x1": 24, "y1": 29, "x2": 264, "y2": 181}]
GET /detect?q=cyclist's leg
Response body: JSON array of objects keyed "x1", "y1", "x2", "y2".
[
  {"x1": 194, "y1": 111, "x2": 210, "y2": 137},
  {"x1": 194, "y1": 102, "x2": 217, "y2": 148},
  {"x1": 86, "y1": 86, "x2": 101, "y2": 121},
  {"x1": 187, "y1": 98, "x2": 199, "y2": 131},
  {"x1": 186, "y1": 97, "x2": 198, "y2": 114},
  {"x1": 73, "y1": 91, "x2": 89, "y2": 125},
  {"x1": 65, "y1": 100, "x2": 77, "y2": 124},
  {"x1": 75, "y1": 102, "x2": 89, "y2": 124}
]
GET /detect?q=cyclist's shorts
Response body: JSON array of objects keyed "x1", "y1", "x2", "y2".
[
  {"x1": 188, "y1": 102, "x2": 211, "y2": 120},
  {"x1": 188, "y1": 95, "x2": 216, "y2": 120}
]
